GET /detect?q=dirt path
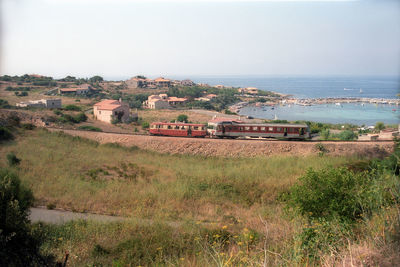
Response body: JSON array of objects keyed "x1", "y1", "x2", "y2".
[
  {"x1": 48, "y1": 128, "x2": 394, "y2": 157},
  {"x1": 29, "y1": 207, "x2": 124, "y2": 224}
]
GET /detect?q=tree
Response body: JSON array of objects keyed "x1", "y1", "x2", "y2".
[
  {"x1": 0, "y1": 168, "x2": 51, "y2": 266},
  {"x1": 89, "y1": 75, "x2": 104, "y2": 83},
  {"x1": 375, "y1": 122, "x2": 385, "y2": 132},
  {"x1": 176, "y1": 114, "x2": 188, "y2": 123}
]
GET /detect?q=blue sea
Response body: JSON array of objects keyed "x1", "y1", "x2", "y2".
[{"x1": 179, "y1": 75, "x2": 400, "y2": 125}]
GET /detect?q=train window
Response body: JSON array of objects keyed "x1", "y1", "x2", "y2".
[
  {"x1": 261, "y1": 127, "x2": 265, "y2": 131},
  {"x1": 180, "y1": 126, "x2": 185, "y2": 130},
  {"x1": 201, "y1": 127, "x2": 205, "y2": 130},
  {"x1": 245, "y1": 126, "x2": 250, "y2": 131},
  {"x1": 194, "y1": 126, "x2": 199, "y2": 130},
  {"x1": 277, "y1": 127, "x2": 282, "y2": 132},
  {"x1": 240, "y1": 127, "x2": 243, "y2": 131},
  {"x1": 168, "y1": 125, "x2": 172, "y2": 129},
  {"x1": 174, "y1": 125, "x2": 179, "y2": 129},
  {"x1": 268, "y1": 127, "x2": 273, "y2": 131},
  {"x1": 253, "y1": 127, "x2": 258, "y2": 131}
]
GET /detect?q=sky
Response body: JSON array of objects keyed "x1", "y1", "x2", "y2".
[{"x1": 1, "y1": 0, "x2": 399, "y2": 79}]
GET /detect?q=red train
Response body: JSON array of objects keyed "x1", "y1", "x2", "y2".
[
  {"x1": 149, "y1": 121, "x2": 310, "y2": 140},
  {"x1": 210, "y1": 121, "x2": 310, "y2": 139},
  {"x1": 149, "y1": 122, "x2": 207, "y2": 137}
]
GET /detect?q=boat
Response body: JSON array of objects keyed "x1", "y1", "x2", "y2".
[
  {"x1": 335, "y1": 103, "x2": 342, "y2": 106},
  {"x1": 274, "y1": 114, "x2": 278, "y2": 120},
  {"x1": 359, "y1": 88, "x2": 363, "y2": 93}
]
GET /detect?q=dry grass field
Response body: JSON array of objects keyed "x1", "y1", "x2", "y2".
[{"x1": 2, "y1": 127, "x2": 398, "y2": 266}]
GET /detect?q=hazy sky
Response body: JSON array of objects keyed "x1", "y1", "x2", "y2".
[{"x1": 1, "y1": 0, "x2": 399, "y2": 79}]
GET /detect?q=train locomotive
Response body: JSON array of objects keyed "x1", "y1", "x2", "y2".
[{"x1": 150, "y1": 121, "x2": 310, "y2": 140}]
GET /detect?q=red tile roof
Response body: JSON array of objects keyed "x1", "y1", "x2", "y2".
[{"x1": 94, "y1": 99, "x2": 123, "y2": 111}]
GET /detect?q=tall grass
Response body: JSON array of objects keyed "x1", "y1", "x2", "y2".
[{"x1": 0, "y1": 128, "x2": 373, "y2": 266}]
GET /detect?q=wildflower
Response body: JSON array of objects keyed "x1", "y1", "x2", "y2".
[
  {"x1": 238, "y1": 242, "x2": 243, "y2": 245},
  {"x1": 58, "y1": 237, "x2": 63, "y2": 241},
  {"x1": 233, "y1": 235, "x2": 238, "y2": 238},
  {"x1": 222, "y1": 225, "x2": 228, "y2": 229},
  {"x1": 194, "y1": 236, "x2": 200, "y2": 241},
  {"x1": 157, "y1": 247, "x2": 162, "y2": 250},
  {"x1": 180, "y1": 257, "x2": 185, "y2": 261}
]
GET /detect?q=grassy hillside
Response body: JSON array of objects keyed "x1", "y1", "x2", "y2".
[{"x1": 1, "y1": 128, "x2": 398, "y2": 266}]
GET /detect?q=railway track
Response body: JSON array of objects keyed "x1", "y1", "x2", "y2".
[{"x1": 47, "y1": 127, "x2": 394, "y2": 143}]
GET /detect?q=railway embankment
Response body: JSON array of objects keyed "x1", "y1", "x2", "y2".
[{"x1": 48, "y1": 128, "x2": 394, "y2": 157}]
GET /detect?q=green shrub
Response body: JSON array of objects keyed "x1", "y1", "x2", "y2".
[
  {"x1": 0, "y1": 127, "x2": 14, "y2": 141},
  {"x1": 319, "y1": 129, "x2": 330, "y2": 140},
  {"x1": 286, "y1": 167, "x2": 382, "y2": 223},
  {"x1": 77, "y1": 125, "x2": 102, "y2": 132},
  {"x1": 64, "y1": 104, "x2": 81, "y2": 111},
  {"x1": 7, "y1": 153, "x2": 21, "y2": 166},
  {"x1": 176, "y1": 114, "x2": 188, "y2": 122},
  {"x1": 141, "y1": 121, "x2": 150, "y2": 129},
  {"x1": 0, "y1": 99, "x2": 11, "y2": 108},
  {"x1": 0, "y1": 168, "x2": 50, "y2": 266},
  {"x1": 336, "y1": 130, "x2": 357, "y2": 141},
  {"x1": 74, "y1": 112, "x2": 87, "y2": 123},
  {"x1": 21, "y1": 123, "x2": 36, "y2": 130}
]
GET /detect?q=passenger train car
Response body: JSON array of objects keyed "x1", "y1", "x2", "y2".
[
  {"x1": 211, "y1": 121, "x2": 310, "y2": 139},
  {"x1": 149, "y1": 122, "x2": 207, "y2": 137}
]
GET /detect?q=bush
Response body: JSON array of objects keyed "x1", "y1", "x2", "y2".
[
  {"x1": 0, "y1": 127, "x2": 14, "y2": 141},
  {"x1": 6, "y1": 153, "x2": 21, "y2": 166},
  {"x1": 21, "y1": 123, "x2": 36, "y2": 130},
  {"x1": 286, "y1": 167, "x2": 383, "y2": 223},
  {"x1": 319, "y1": 129, "x2": 330, "y2": 140},
  {"x1": 375, "y1": 121, "x2": 385, "y2": 131},
  {"x1": 64, "y1": 104, "x2": 81, "y2": 111},
  {"x1": 176, "y1": 114, "x2": 188, "y2": 123},
  {"x1": 336, "y1": 130, "x2": 357, "y2": 141},
  {"x1": 141, "y1": 121, "x2": 150, "y2": 129},
  {"x1": 0, "y1": 99, "x2": 11, "y2": 108},
  {"x1": 75, "y1": 112, "x2": 87, "y2": 123},
  {"x1": 77, "y1": 125, "x2": 102, "y2": 132},
  {"x1": 0, "y1": 168, "x2": 51, "y2": 266}
]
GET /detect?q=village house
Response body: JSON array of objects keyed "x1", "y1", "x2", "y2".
[
  {"x1": 16, "y1": 99, "x2": 62, "y2": 109},
  {"x1": 93, "y1": 99, "x2": 130, "y2": 123},
  {"x1": 180, "y1": 79, "x2": 195, "y2": 86},
  {"x1": 144, "y1": 94, "x2": 188, "y2": 109},
  {"x1": 144, "y1": 95, "x2": 170, "y2": 109},
  {"x1": 154, "y1": 77, "x2": 171, "y2": 88},
  {"x1": 238, "y1": 87, "x2": 258, "y2": 95},
  {"x1": 126, "y1": 77, "x2": 147, "y2": 88},
  {"x1": 167, "y1": 97, "x2": 187, "y2": 106},
  {"x1": 59, "y1": 84, "x2": 93, "y2": 95}
]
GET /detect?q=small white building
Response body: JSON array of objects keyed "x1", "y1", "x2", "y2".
[
  {"x1": 16, "y1": 99, "x2": 62, "y2": 109},
  {"x1": 93, "y1": 99, "x2": 130, "y2": 123}
]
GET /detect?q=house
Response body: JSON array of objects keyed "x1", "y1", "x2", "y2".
[
  {"x1": 144, "y1": 95, "x2": 170, "y2": 109},
  {"x1": 16, "y1": 99, "x2": 61, "y2": 109},
  {"x1": 126, "y1": 77, "x2": 147, "y2": 88},
  {"x1": 167, "y1": 97, "x2": 187, "y2": 106},
  {"x1": 154, "y1": 77, "x2": 171, "y2": 88},
  {"x1": 93, "y1": 99, "x2": 130, "y2": 123},
  {"x1": 238, "y1": 87, "x2": 258, "y2": 95},
  {"x1": 144, "y1": 94, "x2": 187, "y2": 109},
  {"x1": 205, "y1": 94, "x2": 217, "y2": 99},
  {"x1": 180, "y1": 79, "x2": 195, "y2": 86},
  {"x1": 59, "y1": 84, "x2": 93, "y2": 95}
]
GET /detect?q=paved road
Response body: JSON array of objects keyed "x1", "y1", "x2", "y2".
[{"x1": 29, "y1": 207, "x2": 124, "y2": 224}]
